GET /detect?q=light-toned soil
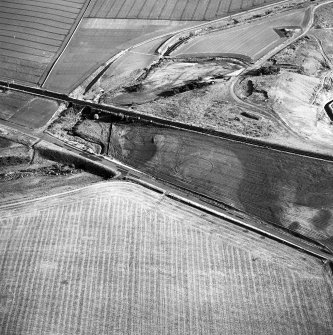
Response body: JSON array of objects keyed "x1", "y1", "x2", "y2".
[
  {"x1": 103, "y1": 58, "x2": 245, "y2": 105},
  {"x1": 132, "y1": 81, "x2": 277, "y2": 138},
  {"x1": 314, "y1": 2, "x2": 333, "y2": 28},
  {"x1": 45, "y1": 18, "x2": 200, "y2": 94},
  {"x1": 311, "y1": 29, "x2": 333, "y2": 64},
  {"x1": 171, "y1": 9, "x2": 306, "y2": 60},
  {"x1": 142, "y1": 59, "x2": 243, "y2": 89},
  {"x1": 234, "y1": 2, "x2": 333, "y2": 151},
  {"x1": 270, "y1": 35, "x2": 328, "y2": 77},
  {"x1": 0, "y1": 181, "x2": 331, "y2": 334},
  {"x1": 84, "y1": 51, "x2": 158, "y2": 101},
  {"x1": 271, "y1": 71, "x2": 333, "y2": 145},
  {"x1": 238, "y1": 69, "x2": 333, "y2": 147}
]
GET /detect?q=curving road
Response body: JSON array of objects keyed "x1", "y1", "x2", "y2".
[{"x1": 229, "y1": 0, "x2": 333, "y2": 140}]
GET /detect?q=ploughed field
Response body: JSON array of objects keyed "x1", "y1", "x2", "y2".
[
  {"x1": 86, "y1": 0, "x2": 284, "y2": 20},
  {"x1": 171, "y1": 9, "x2": 308, "y2": 61},
  {"x1": 0, "y1": 181, "x2": 332, "y2": 334},
  {"x1": 43, "y1": 0, "x2": 289, "y2": 94},
  {"x1": 43, "y1": 19, "x2": 188, "y2": 93},
  {"x1": 0, "y1": 0, "x2": 88, "y2": 85}
]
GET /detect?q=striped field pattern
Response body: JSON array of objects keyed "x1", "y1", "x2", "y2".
[
  {"x1": 0, "y1": 0, "x2": 89, "y2": 85},
  {"x1": 0, "y1": 181, "x2": 332, "y2": 334},
  {"x1": 172, "y1": 9, "x2": 306, "y2": 60},
  {"x1": 86, "y1": 0, "x2": 283, "y2": 20}
]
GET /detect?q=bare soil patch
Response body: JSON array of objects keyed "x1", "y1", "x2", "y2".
[
  {"x1": 311, "y1": 29, "x2": 333, "y2": 64},
  {"x1": 133, "y1": 81, "x2": 276, "y2": 138},
  {"x1": 45, "y1": 18, "x2": 199, "y2": 94},
  {"x1": 270, "y1": 35, "x2": 328, "y2": 77},
  {"x1": 170, "y1": 9, "x2": 306, "y2": 60},
  {"x1": 314, "y1": 2, "x2": 333, "y2": 28},
  {"x1": 236, "y1": 20, "x2": 333, "y2": 150}
]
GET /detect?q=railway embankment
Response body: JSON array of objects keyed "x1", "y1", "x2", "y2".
[
  {"x1": 34, "y1": 140, "x2": 118, "y2": 179},
  {"x1": 0, "y1": 123, "x2": 118, "y2": 179}
]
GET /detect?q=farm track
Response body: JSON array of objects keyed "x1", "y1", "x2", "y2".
[
  {"x1": 86, "y1": 0, "x2": 284, "y2": 20},
  {"x1": 0, "y1": 0, "x2": 89, "y2": 86}
]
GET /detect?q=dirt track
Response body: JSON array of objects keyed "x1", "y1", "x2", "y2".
[{"x1": 109, "y1": 123, "x2": 333, "y2": 249}]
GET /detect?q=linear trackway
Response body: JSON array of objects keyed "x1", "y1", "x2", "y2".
[
  {"x1": 1, "y1": 118, "x2": 331, "y2": 261},
  {"x1": 1, "y1": 116, "x2": 333, "y2": 261},
  {"x1": 1, "y1": 80, "x2": 333, "y2": 163},
  {"x1": 0, "y1": 0, "x2": 89, "y2": 86}
]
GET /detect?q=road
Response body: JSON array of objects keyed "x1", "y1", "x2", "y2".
[
  {"x1": 229, "y1": 0, "x2": 333, "y2": 141},
  {"x1": 1, "y1": 0, "x2": 333, "y2": 260},
  {"x1": 76, "y1": 0, "x2": 299, "y2": 94},
  {"x1": 1, "y1": 116, "x2": 333, "y2": 261}
]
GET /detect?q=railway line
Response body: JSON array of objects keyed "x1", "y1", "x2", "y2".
[
  {"x1": 3, "y1": 121, "x2": 331, "y2": 262},
  {"x1": 1, "y1": 2, "x2": 333, "y2": 333},
  {"x1": 1, "y1": 83, "x2": 333, "y2": 261},
  {"x1": 1, "y1": 0, "x2": 333, "y2": 261},
  {"x1": 1, "y1": 79, "x2": 333, "y2": 163}
]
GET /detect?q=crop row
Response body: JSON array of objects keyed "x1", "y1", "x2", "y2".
[
  {"x1": 0, "y1": 0, "x2": 86, "y2": 85},
  {"x1": 0, "y1": 182, "x2": 331, "y2": 334},
  {"x1": 86, "y1": 0, "x2": 282, "y2": 21},
  {"x1": 172, "y1": 10, "x2": 306, "y2": 61}
]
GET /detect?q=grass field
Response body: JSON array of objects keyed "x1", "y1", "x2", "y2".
[
  {"x1": 0, "y1": 0, "x2": 88, "y2": 85},
  {"x1": 86, "y1": 0, "x2": 284, "y2": 21},
  {"x1": 172, "y1": 9, "x2": 307, "y2": 60},
  {"x1": 0, "y1": 181, "x2": 332, "y2": 334}
]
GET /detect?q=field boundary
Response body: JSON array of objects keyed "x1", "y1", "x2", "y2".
[
  {"x1": 73, "y1": 0, "x2": 305, "y2": 95},
  {"x1": 0, "y1": 176, "x2": 331, "y2": 260},
  {"x1": 125, "y1": 177, "x2": 333, "y2": 260},
  {"x1": 38, "y1": 0, "x2": 93, "y2": 87},
  {"x1": 2, "y1": 79, "x2": 333, "y2": 162}
]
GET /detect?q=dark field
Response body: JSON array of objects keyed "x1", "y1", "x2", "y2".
[
  {"x1": 0, "y1": 90, "x2": 59, "y2": 128},
  {"x1": 0, "y1": 181, "x2": 332, "y2": 334},
  {"x1": 107, "y1": 123, "x2": 333, "y2": 249},
  {"x1": 86, "y1": 0, "x2": 284, "y2": 20},
  {"x1": 0, "y1": 0, "x2": 88, "y2": 85}
]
